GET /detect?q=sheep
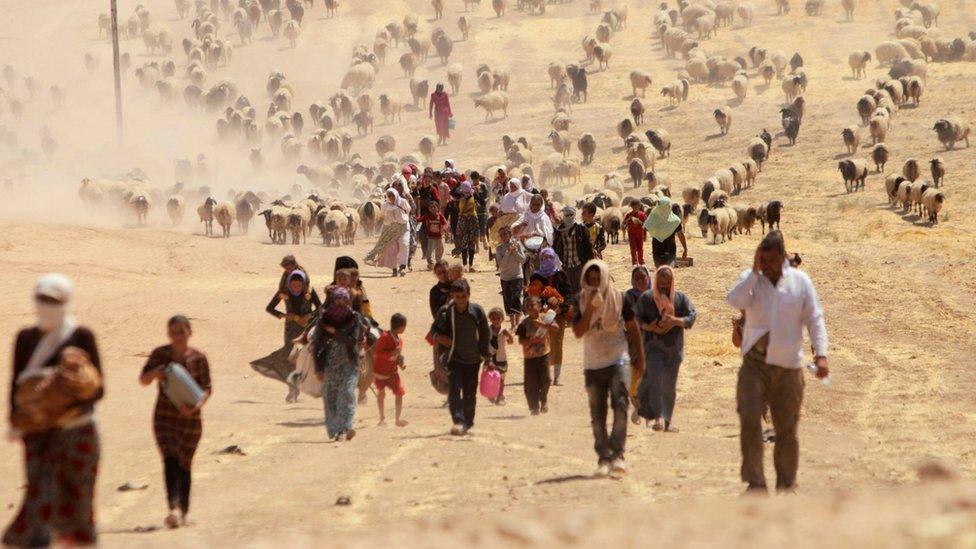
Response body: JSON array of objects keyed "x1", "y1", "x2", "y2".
[
  {"x1": 856, "y1": 94, "x2": 877, "y2": 125},
  {"x1": 166, "y1": 195, "x2": 186, "y2": 226},
  {"x1": 493, "y1": 0, "x2": 506, "y2": 16},
  {"x1": 596, "y1": 22, "x2": 613, "y2": 44},
  {"x1": 343, "y1": 209, "x2": 360, "y2": 244},
  {"x1": 757, "y1": 200, "x2": 783, "y2": 233},
  {"x1": 737, "y1": 2, "x2": 755, "y2": 25},
  {"x1": 473, "y1": 92, "x2": 509, "y2": 121},
  {"x1": 630, "y1": 70, "x2": 653, "y2": 98},
  {"x1": 492, "y1": 69, "x2": 511, "y2": 91},
  {"x1": 896, "y1": 180, "x2": 914, "y2": 211},
  {"x1": 708, "y1": 206, "x2": 738, "y2": 243},
  {"x1": 911, "y1": 1, "x2": 939, "y2": 27},
  {"x1": 907, "y1": 76, "x2": 923, "y2": 106},
  {"x1": 476, "y1": 70, "x2": 493, "y2": 94},
  {"x1": 897, "y1": 159, "x2": 922, "y2": 184},
  {"x1": 378, "y1": 94, "x2": 403, "y2": 124},
  {"x1": 783, "y1": 113, "x2": 801, "y2": 145},
  {"x1": 434, "y1": 34, "x2": 454, "y2": 65},
  {"x1": 593, "y1": 43, "x2": 613, "y2": 70},
  {"x1": 838, "y1": 159, "x2": 868, "y2": 192},
  {"x1": 556, "y1": 157, "x2": 582, "y2": 187},
  {"x1": 733, "y1": 205, "x2": 759, "y2": 234},
  {"x1": 869, "y1": 115, "x2": 888, "y2": 145},
  {"x1": 409, "y1": 78, "x2": 429, "y2": 108},
  {"x1": 577, "y1": 133, "x2": 597, "y2": 165},
  {"x1": 885, "y1": 174, "x2": 908, "y2": 205},
  {"x1": 781, "y1": 74, "x2": 804, "y2": 103},
  {"x1": 615, "y1": 119, "x2": 634, "y2": 146},
  {"x1": 841, "y1": 126, "x2": 860, "y2": 155},
  {"x1": 746, "y1": 137, "x2": 769, "y2": 171},
  {"x1": 358, "y1": 200, "x2": 380, "y2": 237},
  {"x1": 661, "y1": 80, "x2": 688, "y2": 106},
  {"x1": 876, "y1": 41, "x2": 909, "y2": 66},
  {"x1": 197, "y1": 197, "x2": 217, "y2": 236},
  {"x1": 841, "y1": 0, "x2": 855, "y2": 19},
  {"x1": 713, "y1": 169, "x2": 735, "y2": 194},
  {"x1": 920, "y1": 188, "x2": 945, "y2": 224},
  {"x1": 418, "y1": 135, "x2": 437, "y2": 164},
  {"x1": 871, "y1": 144, "x2": 890, "y2": 172},
  {"x1": 235, "y1": 196, "x2": 256, "y2": 233},
  {"x1": 645, "y1": 129, "x2": 671, "y2": 158},
  {"x1": 548, "y1": 62, "x2": 568, "y2": 88},
  {"x1": 630, "y1": 98, "x2": 645, "y2": 126},
  {"x1": 932, "y1": 118, "x2": 970, "y2": 150},
  {"x1": 713, "y1": 107, "x2": 732, "y2": 135},
  {"x1": 601, "y1": 207, "x2": 623, "y2": 244},
  {"x1": 554, "y1": 83, "x2": 573, "y2": 114},
  {"x1": 731, "y1": 73, "x2": 748, "y2": 102},
  {"x1": 317, "y1": 208, "x2": 348, "y2": 246},
  {"x1": 759, "y1": 62, "x2": 775, "y2": 86},
  {"x1": 214, "y1": 202, "x2": 236, "y2": 238},
  {"x1": 445, "y1": 63, "x2": 464, "y2": 95},
  {"x1": 908, "y1": 180, "x2": 930, "y2": 216},
  {"x1": 432, "y1": 0, "x2": 444, "y2": 19},
  {"x1": 929, "y1": 157, "x2": 945, "y2": 187},
  {"x1": 282, "y1": 20, "x2": 301, "y2": 48},
  {"x1": 628, "y1": 158, "x2": 646, "y2": 189},
  {"x1": 848, "y1": 51, "x2": 871, "y2": 79},
  {"x1": 696, "y1": 209, "x2": 711, "y2": 237},
  {"x1": 681, "y1": 187, "x2": 702, "y2": 215},
  {"x1": 567, "y1": 64, "x2": 588, "y2": 103},
  {"x1": 375, "y1": 134, "x2": 396, "y2": 157},
  {"x1": 548, "y1": 130, "x2": 572, "y2": 157},
  {"x1": 287, "y1": 207, "x2": 311, "y2": 244}
]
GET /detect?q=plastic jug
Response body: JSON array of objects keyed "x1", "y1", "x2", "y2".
[{"x1": 479, "y1": 368, "x2": 501, "y2": 400}]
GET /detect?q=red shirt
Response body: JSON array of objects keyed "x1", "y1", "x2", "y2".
[
  {"x1": 420, "y1": 213, "x2": 448, "y2": 239},
  {"x1": 623, "y1": 211, "x2": 647, "y2": 239},
  {"x1": 372, "y1": 331, "x2": 402, "y2": 377}
]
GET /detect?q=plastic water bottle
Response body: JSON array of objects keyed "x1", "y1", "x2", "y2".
[{"x1": 805, "y1": 363, "x2": 831, "y2": 386}]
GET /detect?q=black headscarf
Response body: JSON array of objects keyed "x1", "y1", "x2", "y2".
[{"x1": 333, "y1": 256, "x2": 359, "y2": 283}]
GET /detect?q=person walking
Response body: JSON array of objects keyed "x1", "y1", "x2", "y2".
[
  {"x1": 516, "y1": 296, "x2": 557, "y2": 415},
  {"x1": 139, "y1": 315, "x2": 212, "y2": 528},
  {"x1": 495, "y1": 225, "x2": 526, "y2": 330},
  {"x1": 572, "y1": 260, "x2": 645, "y2": 477},
  {"x1": 313, "y1": 286, "x2": 367, "y2": 441},
  {"x1": 623, "y1": 201, "x2": 647, "y2": 266},
  {"x1": 530, "y1": 248, "x2": 571, "y2": 386},
  {"x1": 5, "y1": 275, "x2": 103, "y2": 547},
  {"x1": 365, "y1": 188, "x2": 412, "y2": 277},
  {"x1": 432, "y1": 280, "x2": 491, "y2": 436},
  {"x1": 553, "y1": 206, "x2": 594, "y2": 295},
  {"x1": 643, "y1": 197, "x2": 688, "y2": 268},
  {"x1": 581, "y1": 202, "x2": 607, "y2": 260},
  {"x1": 634, "y1": 266, "x2": 697, "y2": 432},
  {"x1": 429, "y1": 83, "x2": 453, "y2": 146},
  {"x1": 419, "y1": 201, "x2": 448, "y2": 269},
  {"x1": 454, "y1": 181, "x2": 481, "y2": 272},
  {"x1": 263, "y1": 270, "x2": 320, "y2": 402},
  {"x1": 373, "y1": 313, "x2": 408, "y2": 427},
  {"x1": 726, "y1": 231, "x2": 829, "y2": 493}
]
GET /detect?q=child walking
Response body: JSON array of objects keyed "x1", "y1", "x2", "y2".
[
  {"x1": 623, "y1": 201, "x2": 648, "y2": 266},
  {"x1": 515, "y1": 296, "x2": 558, "y2": 415},
  {"x1": 373, "y1": 313, "x2": 408, "y2": 427},
  {"x1": 495, "y1": 225, "x2": 526, "y2": 330},
  {"x1": 420, "y1": 202, "x2": 448, "y2": 269},
  {"x1": 488, "y1": 308, "x2": 514, "y2": 406}
]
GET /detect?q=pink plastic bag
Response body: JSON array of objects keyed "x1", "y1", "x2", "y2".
[{"x1": 479, "y1": 368, "x2": 501, "y2": 400}]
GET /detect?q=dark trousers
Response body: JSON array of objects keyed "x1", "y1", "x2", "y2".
[
  {"x1": 447, "y1": 361, "x2": 480, "y2": 428},
  {"x1": 737, "y1": 346, "x2": 805, "y2": 490},
  {"x1": 523, "y1": 355, "x2": 551, "y2": 412},
  {"x1": 584, "y1": 363, "x2": 629, "y2": 463},
  {"x1": 163, "y1": 457, "x2": 192, "y2": 514},
  {"x1": 565, "y1": 264, "x2": 582, "y2": 295},
  {"x1": 418, "y1": 225, "x2": 430, "y2": 260}
]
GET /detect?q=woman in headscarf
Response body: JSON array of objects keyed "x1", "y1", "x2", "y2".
[
  {"x1": 490, "y1": 167, "x2": 508, "y2": 200},
  {"x1": 334, "y1": 256, "x2": 372, "y2": 319},
  {"x1": 643, "y1": 197, "x2": 688, "y2": 268},
  {"x1": 365, "y1": 187, "x2": 412, "y2": 277},
  {"x1": 491, "y1": 179, "x2": 532, "y2": 254},
  {"x1": 634, "y1": 265, "x2": 697, "y2": 432},
  {"x1": 139, "y1": 315, "x2": 212, "y2": 529},
  {"x1": 313, "y1": 286, "x2": 366, "y2": 441},
  {"x1": 429, "y1": 83, "x2": 453, "y2": 146},
  {"x1": 531, "y1": 248, "x2": 572, "y2": 386},
  {"x1": 5, "y1": 274, "x2": 103, "y2": 547},
  {"x1": 454, "y1": 181, "x2": 481, "y2": 271},
  {"x1": 261, "y1": 270, "x2": 320, "y2": 402},
  {"x1": 624, "y1": 266, "x2": 651, "y2": 419}
]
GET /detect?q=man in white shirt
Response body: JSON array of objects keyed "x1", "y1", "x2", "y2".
[{"x1": 726, "y1": 231, "x2": 829, "y2": 493}]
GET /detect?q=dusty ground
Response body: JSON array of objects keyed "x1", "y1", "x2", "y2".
[{"x1": 1, "y1": 0, "x2": 976, "y2": 546}]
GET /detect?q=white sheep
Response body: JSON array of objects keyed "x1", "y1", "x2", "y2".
[
  {"x1": 283, "y1": 20, "x2": 301, "y2": 48},
  {"x1": 214, "y1": 202, "x2": 236, "y2": 238},
  {"x1": 920, "y1": 187, "x2": 945, "y2": 224},
  {"x1": 473, "y1": 91, "x2": 509, "y2": 121},
  {"x1": 709, "y1": 206, "x2": 738, "y2": 243},
  {"x1": 447, "y1": 63, "x2": 463, "y2": 94}
]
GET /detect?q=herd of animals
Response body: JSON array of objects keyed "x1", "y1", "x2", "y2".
[{"x1": 0, "y1": 0, "x2": 969, "y2": 246}]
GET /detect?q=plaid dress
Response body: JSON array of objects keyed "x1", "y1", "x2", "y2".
[{"x1": 142, "y1": 346, "x2": 212, "y2": 468}]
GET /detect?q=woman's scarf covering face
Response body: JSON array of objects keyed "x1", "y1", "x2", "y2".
[
  {"x1": 534, "y1": 247, "x2": 562, "y2": 277},
  {"x1": 459, "y1": 181, "x2": 474, "y2": 197},
  {"x1": 321, "y1": 286, "x2": 353, "y2": 326},
  {"x1": 652, "y1": 265, "x2": 676, "y2": 318},
  {"x1": 579, "y1": 260, "x2": 623, "y2": 332},
  {"x1": 643, "y1": 196, "x2": 682, "y2": 242}
]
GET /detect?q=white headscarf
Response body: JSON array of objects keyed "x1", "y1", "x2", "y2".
[
  {"x1": 578, "y1": 260, "x2": 622, "y2": 332},
  {"x1": 382, "y1": 188, "x2": 411, "y2": 224},
  {"x1": 516, "y1": 195, "x2": 554, "y2": 244},
  {"x1": 19, "y1": 274, "x2": 78, "y2": 384},
  {"x1": 499, "y1": 178, "x2": 531, "y2": 215}
]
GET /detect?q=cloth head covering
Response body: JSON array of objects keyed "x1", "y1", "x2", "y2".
[
  {"x1": 401, "y1": 166, "x2": 412, "y2": 177},
  {"x1": 20, "y1": 274, "x2": 79, "y2": 383},
  {"x1": 334, "y1": 256, "x2": 358, "y2": 274},
  {"x1": 534, "y1": 247, "x2": 562, "y2": 278},
  {"x1": 516, "y1": 195, "x2": 554, "y2": 244},
  {"x1": 459, "y1": 181, "x2": 473, "y2": 196},
  {"x1": 631, "y1": 265, "x2": 651, "y2": 291},
  {"x1": 287, "y1": 270, "x2": 308, "y2": 297},
  {"x1": 35, "y1": 273, "x2": 74, "y2": 303},
  {"x1": 652, "y1": 265, "x2": 676, "y2": 318},
  {"x1": 445, "y1": 159, "x2": 456, "y2": 171},
  {"x1": 643, "y1": 197, "x2": 682, "y2": 242},
  {"x1": 578, "y1": 260, "x2": 623, "y2": 332},
  {"x1": 321, "y1": 285, "x2": 353, "y2": 327},
  {"x1": 560, "y1": 206, "x2": 577, "y2": 229},
  {"x1": 522, "y1": 175, "x2": 535, "y2": 191}
]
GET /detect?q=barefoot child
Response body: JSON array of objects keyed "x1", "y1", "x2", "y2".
[
  {"x1": 373, "y1": 313, "x2": 408, "y2": 427},
  {"x1": 488, "y1": 308, "x2": 514, "y2": 405},
  {"x1": 623, "y1": 201, "x2": 648, "y2": 266},
  {"x1": 515, "y1": 296, "x2": 558, "y2": 415}
]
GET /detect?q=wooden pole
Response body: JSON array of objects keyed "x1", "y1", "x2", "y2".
[{"x1": 110, "y1": 0, "x2": 123, "y2": 146}]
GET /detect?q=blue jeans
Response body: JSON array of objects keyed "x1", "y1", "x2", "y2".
[{"x1": 584, "y1": 362, "x2": 630, "y2": 462}]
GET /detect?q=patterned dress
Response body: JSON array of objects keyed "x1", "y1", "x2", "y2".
[
  {"x1": 142, "y1": 346, "x2": 212, "y2": 468},
  {"x1": 321, "y1": 341, "x2": 360, "y2": 438}
]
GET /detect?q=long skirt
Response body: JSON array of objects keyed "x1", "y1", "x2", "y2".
[
  {"x1": 637, "y1": 341, "x2": 684, "y2": 422},
  {"x1": 322, "y1": 343, "x2": 360, "y2": 438},
  {"x1": 249, "y1": 320, "x2": 304, "y2": 383},
  {"x1": 3, "y1": 424, "x2": 100, "y2": 547},
  {"x1": 364, "y1": 222, "x2": 408, "y2": 269},
  {"x1": 488, "y1": 213, "x2": 520, "y2": 251},
  {"x1": 456, "y1": 215, "x2": 480, "y2": 251}
]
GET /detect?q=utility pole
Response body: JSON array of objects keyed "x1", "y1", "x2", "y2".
[{"x1": 110, "y1": 0, "x2": 123, "y2": 147}]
